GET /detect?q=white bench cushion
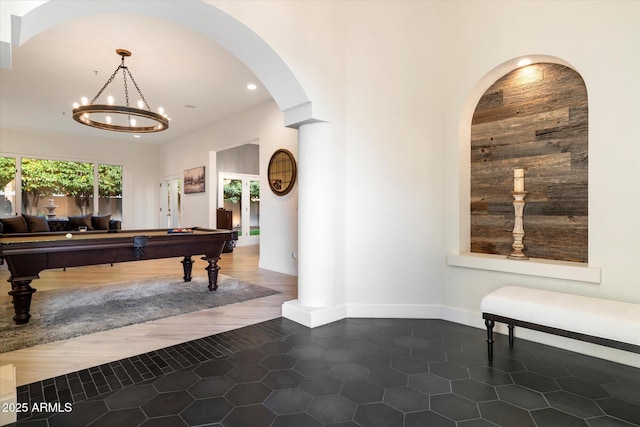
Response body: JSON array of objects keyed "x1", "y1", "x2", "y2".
[{"x1": 481, "y1": 286, "x2": 640, "y2": 347}]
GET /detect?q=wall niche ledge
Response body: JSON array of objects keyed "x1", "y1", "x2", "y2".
[{"x1": 447, "y1": 252, "x2": 601, "y2": 284}]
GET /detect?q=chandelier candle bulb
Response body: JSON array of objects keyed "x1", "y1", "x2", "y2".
[{"x1": 514, "y1": 168, "x2": 525, "y2": 192}]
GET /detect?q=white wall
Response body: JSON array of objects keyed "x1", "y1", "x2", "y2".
[
  {"x1": 338, "y1": 1, "x2": 449, "y2": 315},
  {"x1": 157, "y1": 100, "x2": 299, "y2": 275},
  {"x1": 0, "y1": 127, "x2": 160, "y2": 230},
  {"x1": 219, "y1": 0, "x2": 639, "y2": 364}
]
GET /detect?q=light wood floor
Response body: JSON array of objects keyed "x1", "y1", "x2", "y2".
[{"x1": 0, "y1": 245, "x2": 298, "y2": 387}]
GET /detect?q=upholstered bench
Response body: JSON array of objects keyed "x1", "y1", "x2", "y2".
[{"x1": 481, "y1": 286, "x2": 640, "y2": 364}]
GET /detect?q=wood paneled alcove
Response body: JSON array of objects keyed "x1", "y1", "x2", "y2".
[{"x1": 470, "y1": 63, "x2": 588, "y2": 262}]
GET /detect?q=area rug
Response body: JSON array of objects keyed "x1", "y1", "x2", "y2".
[{"x1": 0, "y1": 275, "x2": 280, "y2": 353}]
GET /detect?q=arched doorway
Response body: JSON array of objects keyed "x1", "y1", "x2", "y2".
[{"x1": 3, "y1": 1, "x2": 343, "y2": 327}]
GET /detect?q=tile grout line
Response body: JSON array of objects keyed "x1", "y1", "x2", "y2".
[{"x1": 15, "y1": 318, "x2": 306, "y2": 422}]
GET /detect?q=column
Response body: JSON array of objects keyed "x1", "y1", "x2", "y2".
[{"x1": 282, "y1": 121, "x2": 346, "y2": 327}]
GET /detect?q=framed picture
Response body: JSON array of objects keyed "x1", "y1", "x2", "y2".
[{"x1": 184, "y1": 166, "x2": 205, "y2": 194}]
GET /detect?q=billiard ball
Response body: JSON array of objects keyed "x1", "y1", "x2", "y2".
[{"x1": 65, "y1": 233, "x2": 73, "y2": 239}]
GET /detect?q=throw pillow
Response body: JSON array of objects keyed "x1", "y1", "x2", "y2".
[
  {"x1": 68, "y1": 214, "x2": 94, "y2": 230},
  {"x1": 22, "y1": 214, "x2": 50, "y2": 232},
  {"x1": 0, "y1": 216, "x2": 28, "y2": 233},
  {"x1": 91, "y1": 215, "x2": 111, "y2": 230}
]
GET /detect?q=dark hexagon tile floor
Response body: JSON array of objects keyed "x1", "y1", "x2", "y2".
[{"x1": 11, "y1": 318, "x2": 640, "y2": 426}]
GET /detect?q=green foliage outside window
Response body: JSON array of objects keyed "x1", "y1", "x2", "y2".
[
  {"x1": 1, "y1": 157, "x2": 123, "y2": 215},
  {"x1": 99, "y1": 164, "x2": 123, "y2": 197},
  {"x1": 21, "y1": 159, "x2": 62, "y2": 212},
  {"x1": 223, "y1": 179, "x2": 260, "y2": 203},
  {"x1": 223, "y1": 179, "x2": 242, "y2": 204},
  {"x1": 0, "y1": 157, "x2": 15, "y2": 189},
  {"x1": 53, "y1": 160, "x2": 94, "y2": 213},
  {"x1": 250, "y1": 181, "x2": 260, "y2": 202}
]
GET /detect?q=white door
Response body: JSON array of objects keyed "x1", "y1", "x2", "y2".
[
  {"x1": 159, "y1": 176, "x2": 182, "y2": 228},
  {"x1": 218, "y1": 173, "x2": 260, "y2": 246}
]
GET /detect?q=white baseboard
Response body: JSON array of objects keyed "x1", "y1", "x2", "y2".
[
  {"x1": 281, "y1": 300, "x2": 346, "y2": 328},
  {"x1": 258, "y1": 259, "x2": 298, "y2": 277},
  {"x1": 440, "y1": 305, "x2": 486, "y2": 329},
  {"x1": 346, "y1": 303, "x2": 442, "y2": 319},
  {"x1": 282, "y1": 301, "x2": 441, "y2": 328},
  {"x1": 282, "y1": 302, "x2": 640, "y2": 368}
]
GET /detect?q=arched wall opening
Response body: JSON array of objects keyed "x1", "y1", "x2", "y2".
[
  {"x1": 469, "y1": 63, "x2": 588, "y2": 263},
  {"x1": 457, "y1": 55, "x2": 584, "y2": 257},
  {"x1": 4, "y1": 1, "x2": 343, "y2": 326}
]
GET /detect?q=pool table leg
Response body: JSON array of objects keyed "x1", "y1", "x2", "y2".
[
  {"x1": 181, "y1": 256, "x2": 193, "y2": 282},
  {"x1": 8, "y1": 279, "x2": 37, "y2": 325},
  {"x1": 202, "y1": 256, "x2": 221, "y2": 291}
]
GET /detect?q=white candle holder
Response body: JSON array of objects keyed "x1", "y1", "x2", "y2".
[{"x1": 508, "y1": 191, "x2": 528, "y2": 260}]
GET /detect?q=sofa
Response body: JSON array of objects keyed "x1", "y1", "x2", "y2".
[{"x1": 0, "y1": 213, "x2": 121, "y2": 235}]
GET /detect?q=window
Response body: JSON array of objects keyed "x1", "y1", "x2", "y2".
[
  {"x1": 0, "y1": 157, "x2": 122, "y2": 221},
  {"x1": 98, "y1": 164, "x2": 123, "y2": 220},
  {"x1": 0, "y1": 156, "x2": 16, "y2": 217},
  {"x1": 219, "y1": 173, "x2": 260, "y2": 245},
  {"x1": 22, "y1": 158, "x2": 94, "y2": 216}
]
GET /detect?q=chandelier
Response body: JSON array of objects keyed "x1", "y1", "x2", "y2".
[{"x1": 72, "y1": 49, "x2": 169, "y2": 133}]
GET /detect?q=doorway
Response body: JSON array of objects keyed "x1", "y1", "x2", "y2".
[
  {"x1": 218, "y1": 173, "x2": 260, "y2": 246},
  {"x1": 160, "y1": 176, "x2": 182, "y2": 228}
]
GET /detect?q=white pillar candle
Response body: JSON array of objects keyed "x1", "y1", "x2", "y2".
[{"x1": 514, "y1": 168, "x2": 525, "y2": 192}]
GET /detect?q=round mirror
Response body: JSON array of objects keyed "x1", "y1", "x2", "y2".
[{"x1": 268, "y1": 149, "x2": 297, "y2": 196}]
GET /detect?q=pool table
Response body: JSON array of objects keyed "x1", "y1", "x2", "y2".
[{"x1": 0, "y1": 227, "x2": 234, "y2": 324}]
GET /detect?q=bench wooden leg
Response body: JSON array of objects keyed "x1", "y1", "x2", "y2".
[
  {"x1": 508, "y1": 324, "x2": 514, "y2": 348},
  {"x1": 484, "y1": 319, "x2": 495, "y2": 364}
]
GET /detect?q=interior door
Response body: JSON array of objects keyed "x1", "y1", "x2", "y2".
[
  {"x1": 218, "y1": 173, "x2": 259, "y2": 246},
  {"x1": 159, "y1": 176, "x2": 182, "y2": 228}
]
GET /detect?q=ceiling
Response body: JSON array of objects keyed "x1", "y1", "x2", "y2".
[{"x1": 0, "y1": 14, "x2": 273, "y2": 145}]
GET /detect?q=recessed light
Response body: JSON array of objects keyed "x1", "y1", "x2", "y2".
[
  {"x1": 247, "y1": 83, "x2": 257, "y2": 91},
  {"x1": 517, "y1": 58, "x2": 532, "y2": 67},
  {"x1": 134, "y1": 135, "x2": 140, "y2": 138}
]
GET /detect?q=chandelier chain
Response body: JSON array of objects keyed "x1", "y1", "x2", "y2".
[
  {"x1": 89, "y1": 64, "x2": 121, "y2": 105},
  {"x1": 88, "y1": 55, "x2": 150, "y2": 111},
  {"x1": 122, "y1": 66, "x2": 129, "y2": 108},
  {"x1": 125, "y1": 68, "x2": 151, "y2": 110}
]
